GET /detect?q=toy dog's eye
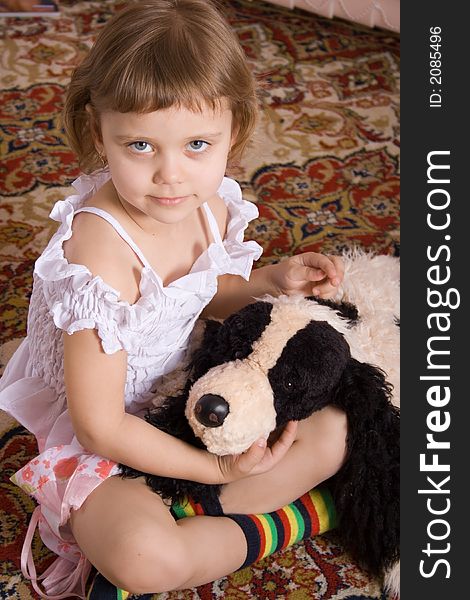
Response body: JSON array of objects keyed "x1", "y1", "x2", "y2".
[{"x1": 285, "y1": 381, "x2": 293, "y2": 390}]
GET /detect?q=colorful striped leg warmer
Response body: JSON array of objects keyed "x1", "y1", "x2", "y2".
[
  {"x1": 172, "y1": 487, "x2": 337, "y2": 570},
  {"x1": 229, "y1": 487, "x2": 336, "y2": 569}
]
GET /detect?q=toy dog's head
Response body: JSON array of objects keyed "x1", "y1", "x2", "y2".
[{"x1": 185, "y1": 295, "x2": 361, "y2": 455}]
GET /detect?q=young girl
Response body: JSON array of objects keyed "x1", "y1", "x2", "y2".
[{"x1": 0, "y1": 1, "x2": 347, "y2": 597}]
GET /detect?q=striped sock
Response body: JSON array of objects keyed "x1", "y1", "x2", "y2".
[
  {"x1": 87, "y1": 571, "x2": 144, "y2": 600},
  {"x1": 228, "y1": 487, "x2": 337, "y2": 569},
  {"x1": 171, "y1": 487, "x2": 336, "y2": 570},
  {"x1": 170, "y1": 491, "x2": 224, "y2": 519}
]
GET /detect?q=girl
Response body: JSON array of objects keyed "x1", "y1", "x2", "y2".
[{"x1": 0, "y1": 1, "x2": 347, "y2": 597}]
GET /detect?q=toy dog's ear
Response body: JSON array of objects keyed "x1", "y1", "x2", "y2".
[
  {"x1": 190, "y1": 301, "x2": 274, "y2": 381},
  {"x1": 215, "y1": 301, "x2": 273, "y2": 360},
  {"x1": 270, "y1": 321, "x2": 351, "y2": 424},
  {"x1": 329, "y1": 358, "x2": 400, "y2": 575},
  {"x1": 189, "y1": 319, "x2": 225, "y2": 381}
]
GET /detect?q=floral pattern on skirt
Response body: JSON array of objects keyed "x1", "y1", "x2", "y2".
[{"x1": 11, "y1": 443, "x2": 120, "y2": 598}]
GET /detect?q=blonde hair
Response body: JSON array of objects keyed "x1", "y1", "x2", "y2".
[{"x1": 63, "y1": 0, "x2": 259, "y2": 173}]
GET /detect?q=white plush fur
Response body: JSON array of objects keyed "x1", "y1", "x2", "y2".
[
  {"x1": 384, "y1": 559, "x2": 400, "y2": 598},
  {"x1": 339, "y1": 251, "x2": 400, "y2": 408}
]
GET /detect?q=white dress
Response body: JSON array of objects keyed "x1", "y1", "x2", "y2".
[{"x1": 0, "y1": 169, "x2": 262, "y2": 599}]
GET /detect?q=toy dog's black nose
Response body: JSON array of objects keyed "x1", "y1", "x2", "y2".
[{"x1": 194, "y1": 394, "x2": 230, "y2": 427}]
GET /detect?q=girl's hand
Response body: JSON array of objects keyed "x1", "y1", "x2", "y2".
[
  {"x1": 214, "y1": 420, "x2": 298, "y2": 484},
  {"x1": 270, "y1": 252, "x2": 344, "y2": 299}
]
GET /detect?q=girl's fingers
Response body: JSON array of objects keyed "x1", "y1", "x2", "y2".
[
  {"x1": 289, "y1": 263, "x2": 330, "y2": 285},
  {"x1": 311, "y1": 281, "x2": 337, "y2": 298},
  {"x1": 236, "y1": 437, "x2": 267, "y2": 474},
  {"x1": 310, "y1": 256, "x2": 344, "y2": 297},
  {"x1": 302, "y1": 253, "x2": 339, "y2": 281},
  {"x1": 329, "y1": 255, "x2": 344, "y2": 285},
  {"x1": 291, "y1": 254, "x2": 343, "y2": 287},
  {"x1": 274, "y1": 420, "x2": 298, "y2": 449},
  {"x1": 269, "y1": 420, "x2": 298, "y2": 461},
  {"x1": 305, "y1": 267, "x2": 328, "y2": 282},
  {"x1": 237, "y1": 421, "x2": 298, "y2": 477}
]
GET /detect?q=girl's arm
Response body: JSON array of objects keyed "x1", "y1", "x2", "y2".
[
  {"x1": 202, "y1": 264, "x2": 277, "y2": 319},
  {"x1": 205, "y1": 253, "x2": 344, "y2": 319},
  {"x1": 63, "y1": 328, "x2": 296, "y2": 484}
]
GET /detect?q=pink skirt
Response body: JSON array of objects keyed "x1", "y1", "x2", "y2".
[{"x1": 12, "y1": 441, "x2": 120, "y2": 599}]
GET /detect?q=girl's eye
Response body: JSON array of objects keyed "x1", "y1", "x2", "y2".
[
  {"x1": 129, "y1": 141, "x2": 153, "y2": 153},
  {"x1": 187, "y1": 140, "x2": 209, "y2": 153}
]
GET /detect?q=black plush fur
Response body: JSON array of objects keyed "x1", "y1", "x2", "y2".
[
  {"x1": 328, "y1": 359, "x2": 399, "y2": 574},
  {"x1": 306, "y1": 297, "x2": 360, "y2": 325},
  {"x1": 120, "y1": 297, "x2": 399, "y2": 577},
  {"x1": 269, "y1": 320, "x2": 351, "y2": 423}
]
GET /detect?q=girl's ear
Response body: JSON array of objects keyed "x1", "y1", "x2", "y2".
[
  {"x1": 230, "y1": 123, "x2": 239, "y2": 150},
  {"x1": 85, "y1": 103, "x2": 103, "y2": 151}
]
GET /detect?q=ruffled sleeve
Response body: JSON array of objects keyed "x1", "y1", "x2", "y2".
[
  {"x1": 33, "y1": 172, "x2": 129, "y2": 354},
  {"x1": 42, "y1": 275, "x2": 126, "y2": 354},
  {"x1": 217, "y1": 177, "x2": 263, "y2": 280}
]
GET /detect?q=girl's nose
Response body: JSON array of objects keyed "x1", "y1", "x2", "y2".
[{"x1": 152, "y1": 153, "x2": 182, "y2": 185}]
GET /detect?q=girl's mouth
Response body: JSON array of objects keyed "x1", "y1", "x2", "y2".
[{"x1": 149, "y1": 195, "x2": 190, "y2": 206}]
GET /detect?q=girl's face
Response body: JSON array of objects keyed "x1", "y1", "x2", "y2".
[{"x1": 98, "y1": 102, "x2": 235, "y2": 228}]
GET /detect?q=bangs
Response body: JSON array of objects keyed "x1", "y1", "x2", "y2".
[
  {"x1": 91, "y1": 21, "x2": 236, "y2": 115},
  {"x1": 96, "y1": 62, "x2": 226, "y2": 115}
]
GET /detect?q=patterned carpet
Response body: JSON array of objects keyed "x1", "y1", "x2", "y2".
[{"x1": 0, "y1": 0, "x2": 399, "y2": 597}]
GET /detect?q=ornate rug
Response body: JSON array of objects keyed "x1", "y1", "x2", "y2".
[{"x1": 0, "y1": 0, "x2": 399, "y2": 597}]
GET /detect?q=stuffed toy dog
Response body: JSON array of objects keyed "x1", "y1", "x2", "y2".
[{"x1": 120, "y1": 252, "x2": 400, "y2": 593}]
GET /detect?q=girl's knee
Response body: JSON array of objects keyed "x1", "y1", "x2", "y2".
[
  {"x1": 321, "y1": 407, "x2": 348, "y2": 476},
  {"x1": 104, "y1": 525, "x2": 192, "y2": 594},
  {"x1": 302, "y1": 406, "x2": 348, "y2": 478}
]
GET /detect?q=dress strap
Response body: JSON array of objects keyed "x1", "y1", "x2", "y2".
[
  {"x1": 75, "y1": 207, "x2": 151, "y2": 269},
  {"x1": 21, "y1": 506, "x2": 90, "y2": 599},
  {"x1": 202, "y1": 202, "x2": 223, "y2": 246}
]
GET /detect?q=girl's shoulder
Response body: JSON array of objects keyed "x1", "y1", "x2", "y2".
[
  {"x1": 63, "y1": 212, "x2": 142, "y2": 305},
  {"x1": 59, "y1": 175, "x2": 142, "y2": 304},
  {"x1": 39, "y1": 172, "x2": 139, "y2": 304}
]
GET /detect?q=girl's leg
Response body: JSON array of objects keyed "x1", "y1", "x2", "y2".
[
  {"x1": 73, "y1": 406, "x2": 346, "y2": 594},
  {"x1": 70, "y1": 476, "x2": 247, "y2": 594},
  {"x1": 220, "y1": 405, "x2": 348, "y2": 514}
]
